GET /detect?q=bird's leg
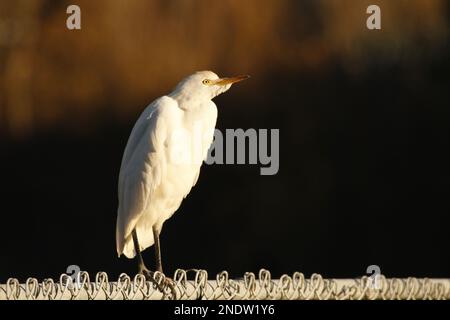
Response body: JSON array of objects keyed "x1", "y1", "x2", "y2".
[
  {"x1": 152, "y1": 226, "x2": 163, "y2": 273},
  {"x1": 132, "y1": 228, "x2": 176, "y2": 299},
  {"x1": 132, "y1": 229, "x2": 152, "y2": 276},
  {"x1": 152, "y1": 225, "x2": 177, "y2": 298}
]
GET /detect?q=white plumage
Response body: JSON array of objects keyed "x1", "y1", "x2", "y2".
[{"x1": 116, "y1": 71, "x2": 249, "y2": 261}]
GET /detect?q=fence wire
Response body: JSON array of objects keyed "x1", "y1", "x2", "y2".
[{"x1": 1, "y1": 269, "x2": 449, "y2": 300}]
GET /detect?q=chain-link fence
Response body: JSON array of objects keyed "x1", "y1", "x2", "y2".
[{"x1": 1, "y1": 269, "x2": 449, "y2": 300}]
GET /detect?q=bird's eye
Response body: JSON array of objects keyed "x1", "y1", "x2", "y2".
[{"x1": 202, "y1": 79, "x2": 211, "y2": 85}]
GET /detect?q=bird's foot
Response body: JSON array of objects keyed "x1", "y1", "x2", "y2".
[{"x1": 140, "y1": 268, "x2": 177, "y2": 299}]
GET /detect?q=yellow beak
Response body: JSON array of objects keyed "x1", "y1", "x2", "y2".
[{"x1": 215, "y1": 75, "x2": 250, "y2": 86}]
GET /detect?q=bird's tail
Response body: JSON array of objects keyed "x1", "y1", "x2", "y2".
[{"x1": 116, "y1": 220, "x2": 155, "y2": 259}]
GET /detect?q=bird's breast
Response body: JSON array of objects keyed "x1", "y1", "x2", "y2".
[{"x1": 161, "y1": 107, "x2": 216, "y2": 196}]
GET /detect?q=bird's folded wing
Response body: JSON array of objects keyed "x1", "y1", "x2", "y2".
[{"x1": 116, "y1": 96, "x2": 176, "y2": 253}]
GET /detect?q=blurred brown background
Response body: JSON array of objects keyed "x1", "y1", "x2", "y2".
[
  {"x1": 1, "y1": 0, "x2": 448, "y2": 137},
  {"x1": 0, "y1": 0, "x2": 449, "y2": 281}
]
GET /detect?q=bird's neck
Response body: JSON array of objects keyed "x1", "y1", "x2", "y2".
[{"x1": 169, "y1": 91, "x2": 209, "y2": 111}]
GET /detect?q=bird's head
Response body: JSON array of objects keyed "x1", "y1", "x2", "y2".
[{"x1": 170, "y1": 71, "x2": 249, "y2": 105}]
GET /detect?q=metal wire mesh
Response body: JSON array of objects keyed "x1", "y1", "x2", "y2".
[{"x1": 1, "y1": 269, "x2": 449, "y2": 300}]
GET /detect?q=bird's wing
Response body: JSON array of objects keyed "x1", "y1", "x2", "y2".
[{"x1": 116, "y1": 96, "x2": 177, "y2": 255}]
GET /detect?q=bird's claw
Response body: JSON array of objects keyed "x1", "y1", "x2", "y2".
[{"x1": 140, "y1": 269, "x2": 177, "y2": 300}]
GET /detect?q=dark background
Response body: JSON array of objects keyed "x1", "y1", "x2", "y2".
[{"x1": 1, "y1": 0, "x2": 449, "y2": 281}]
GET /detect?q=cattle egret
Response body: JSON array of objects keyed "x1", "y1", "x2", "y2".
[{"x1": 116, "y1": 71, "x2": 249, "y2": 280}]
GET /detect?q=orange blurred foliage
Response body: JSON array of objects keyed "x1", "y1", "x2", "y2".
[{"x1": 0, "y1": 0, "x2": 448, "y2": 137}]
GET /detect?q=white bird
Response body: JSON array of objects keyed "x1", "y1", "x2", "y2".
[{"x1": 116, "y1": 71, "x2": 249, "y2": 278}]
